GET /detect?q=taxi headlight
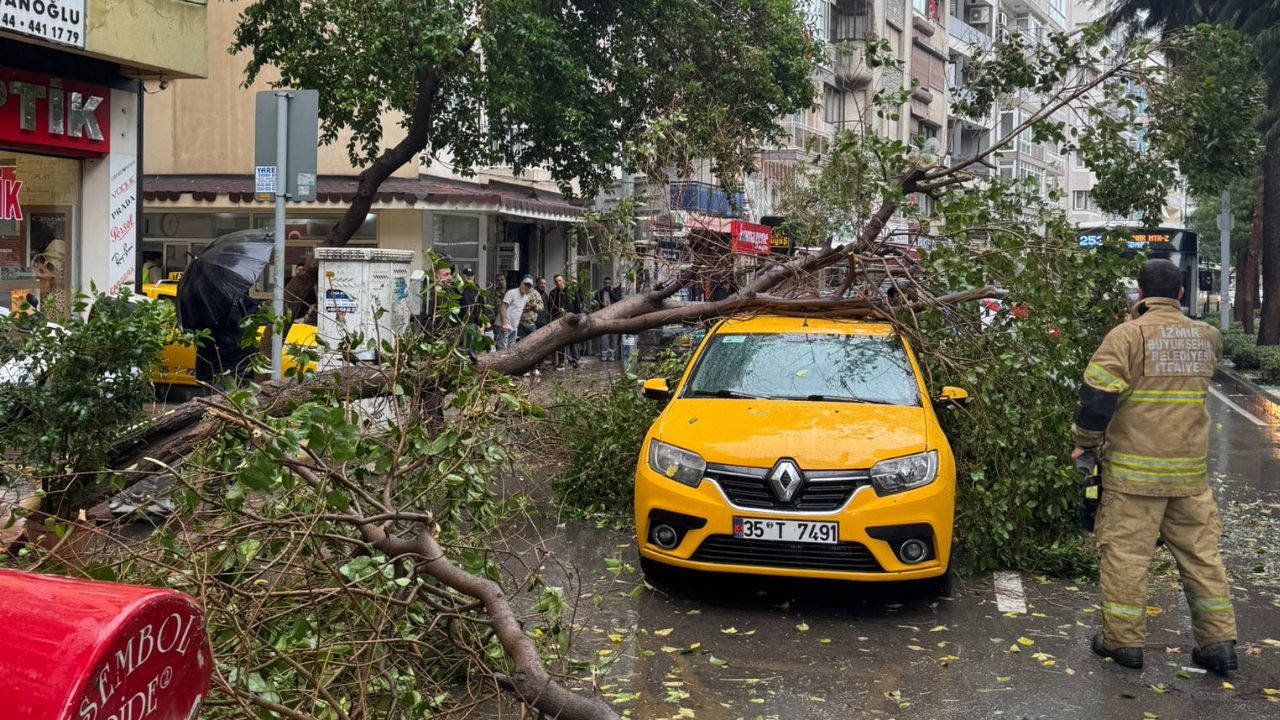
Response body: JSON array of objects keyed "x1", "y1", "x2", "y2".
[
  {"x1": 647, "y1": 440, "x2": 706, "y2": 488},
  {"x1": 870, "y1": 451, "x2": 938, "y2": 495}
]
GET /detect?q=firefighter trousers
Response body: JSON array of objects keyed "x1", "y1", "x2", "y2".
[{"x1": 1095, "y1": 486, "x2": 1236, "y2": 649}]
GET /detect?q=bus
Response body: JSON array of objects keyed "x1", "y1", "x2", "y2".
[{"x1": 1077, "y1": 223, "x2": 1201, "y2": 318}]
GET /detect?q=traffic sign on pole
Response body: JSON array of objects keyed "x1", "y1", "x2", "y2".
[{"x1": 255, "y1": 89, "x2": 319, "y2": 379}]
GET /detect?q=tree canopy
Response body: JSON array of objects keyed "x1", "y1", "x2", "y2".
[{"x1": 232, "y1": 0, "x2": 820, "y2": 200}]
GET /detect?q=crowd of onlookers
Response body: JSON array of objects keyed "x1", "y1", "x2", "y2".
[{"x1": 423, "y1": 262, "x2": 625, "y2": 371}]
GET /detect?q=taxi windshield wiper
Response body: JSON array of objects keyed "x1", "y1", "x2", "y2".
[
  {"x1": 690, "y1": 389, "x2": 763, "y2": 400},
  {"x1": 770, "y1": 394, "x2": 898, "y2": 405}
]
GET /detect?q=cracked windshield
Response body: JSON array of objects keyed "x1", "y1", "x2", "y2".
[{"x1": 2, "y1": 1, "x2": 1280, "y2": 720}]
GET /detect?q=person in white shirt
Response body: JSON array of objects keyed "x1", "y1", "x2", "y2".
[{"x1": 498, "y1": 277, "x2": 533, "y2": 350}]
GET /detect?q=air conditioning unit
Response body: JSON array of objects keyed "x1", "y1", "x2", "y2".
[
  {"x1": 998, "y1": 12, "x2": 1009, "y2": 27},
  {"x1": 967, "y1": 6, "x2": 991, "y2": 24}
]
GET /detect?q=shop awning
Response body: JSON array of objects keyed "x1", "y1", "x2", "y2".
[{"x1": 142, "y1": 175, "x2": 585, "y2": 221}]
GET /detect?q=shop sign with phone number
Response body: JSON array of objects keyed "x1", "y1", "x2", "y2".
[{"x1": 1, "y1": 0, "x2": 85, "y2": 50}]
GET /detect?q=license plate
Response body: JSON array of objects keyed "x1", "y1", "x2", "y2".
[{"x1": 733, "y1": 517, "x2": 838, "y2": 544}]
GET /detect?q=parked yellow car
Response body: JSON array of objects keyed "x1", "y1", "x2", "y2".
[
  {"x1": 142, "y1": 281, "x2": 317, "y2": 387},
  {"x1": 634, "y1": 315, "x2": 968, "y2": 592}
]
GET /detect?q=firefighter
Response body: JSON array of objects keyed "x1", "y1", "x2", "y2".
[{"x1": 1070, "y1": 259, "x2": 1236, "y2": 675}]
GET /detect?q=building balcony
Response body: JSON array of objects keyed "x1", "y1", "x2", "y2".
[
  {"x1": 948, "y1": 16, "x2": 992, "y2": 52},
  {"x1": 831, "y1": 41, "x2": 874, "y2": 89},
  {"x1": 668, "y1": 181, "x2": 744, "y2": 219},
  {"x1": 1003, "y1": 0, "x2": 1065, "y2": 32}
]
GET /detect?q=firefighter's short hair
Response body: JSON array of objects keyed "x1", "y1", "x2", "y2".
[{"x1": 1137, "y1": 259, "x2": 1182, "y2": 299}]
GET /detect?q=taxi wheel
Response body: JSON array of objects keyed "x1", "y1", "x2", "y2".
[
  {"x1": 639, "y1": 556, "x2": 678, "y2": 588},
  {"x1": 925, "y1": 565, "x2": 954, "y2": 597}
]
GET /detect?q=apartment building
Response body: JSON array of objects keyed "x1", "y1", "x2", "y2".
[
  {"x1": 1061, "y1": 0, "x2": 1188, "y2": 227},
  {"x1": 696, "y1": 1, "x2": 953, "y2": 238}
]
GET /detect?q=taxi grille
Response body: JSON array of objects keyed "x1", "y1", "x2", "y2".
[
  {"x1": 690, "y1": 535, "x2": 884, "y2": 573},
  {"x1": 705, "y1": 464, "x2": 870, "y2": 512}
]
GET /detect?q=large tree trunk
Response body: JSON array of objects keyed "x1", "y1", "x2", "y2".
[
  {"x1": 1259, "y1": 149, "x2": 1280, "y2": 345},
  {"x1": 1241, "y1": 178, "x2": 1264, "y2": 335}
]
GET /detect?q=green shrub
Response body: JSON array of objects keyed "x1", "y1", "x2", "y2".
[
  {"x1": 1227, "y1": 333, "x2": 1262, "y2": 369},
  {"x1": 1259, "y1": 347, "x2": 1280, "y2": 384},
  {"x1": 1221, "y1": 330, "x2": 1251, "y2": 359},
  {"x1": 550, "y1": 351, "x2": 689, "y2": 517},
  {"x1": 0, "y1": 291, "x2": 170, "y2": 515}
]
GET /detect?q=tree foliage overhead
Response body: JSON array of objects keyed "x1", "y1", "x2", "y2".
[{"x1": 231, "y1": 0, "x2": 819, "y2": 197}]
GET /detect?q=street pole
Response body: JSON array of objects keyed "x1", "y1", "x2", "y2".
[
  {"x1": 1218, "y1": 189, "x2": 1232, "y2": 331},
  {"x1": 272, "y1": 91, "x2": 291, "y2": 380}
]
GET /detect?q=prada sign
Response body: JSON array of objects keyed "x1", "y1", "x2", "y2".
[{"x1": 0, "y1": 66, "x2": 110, "y2": 156}]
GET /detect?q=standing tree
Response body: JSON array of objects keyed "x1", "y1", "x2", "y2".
[
  {"x1": 1108, "y1": 1, "x2": 1280, "y2": 341},
  {"x1": 231, "y1": 0, "x2": 821, "y2": 309}
]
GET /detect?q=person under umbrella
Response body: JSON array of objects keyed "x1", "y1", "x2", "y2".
[{"x1": 177, "y1": 229, "x2": 275, "y2": 386}]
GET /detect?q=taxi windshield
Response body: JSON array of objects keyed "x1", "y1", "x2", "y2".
[{"x1": 682, "y1": 331, "x2": 921, "y2": 406}]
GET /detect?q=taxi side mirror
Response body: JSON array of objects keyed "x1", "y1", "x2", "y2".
[
  {"x1": 937, "y1": 386, "x2": 970, "y2": 405},
  {"x1": 643, "y1": 377, "x2": 672, "y2": 401}
]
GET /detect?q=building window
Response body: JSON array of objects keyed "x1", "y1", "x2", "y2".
[
  {"x1": 913, "y1": 0, "x2": 940, "y2": 22},
  {"x1": 250, "y1": 213, "x2": 378, "y2": 293},
  {"x1": 912, "y1": 119, "x2": 939, "y2": 143},
  {"x1": 0, "y1": 152, "x2": 81, "y2": 317},
  {"x1": 1075, "y1": 151, "x2": 1086, "y2": 169},
  {"x1": 832, "y1": 0, "x2": 872, "y2": 41},
  {"x1": 143, "y1": 212, "x2": 253, "y2": 278},
  {"x1": 433, "y1": 214, "x2": 481, "y2": 269},
  {"x1": 823, "y1": 85, "x2": 846, "y2": 125},
  {"x1": 1073, "y1": 191, "x2": 1094, "y2": 211},
  {"x1": 801, "y1": 0, "x2": 829, "y2": 46}
]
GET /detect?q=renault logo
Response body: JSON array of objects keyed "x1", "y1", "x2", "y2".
[{"x1": 768, "y1": 459, "x2": 804, "y2": 502}]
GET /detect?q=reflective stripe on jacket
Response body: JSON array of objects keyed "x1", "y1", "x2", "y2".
[{"x1": 1071, "y1": 297, "x2": 1221, "y2": 498}]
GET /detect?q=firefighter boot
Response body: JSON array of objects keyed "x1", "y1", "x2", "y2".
[
  {"x1": 1192, "y1": 641, "x2": 1238, "y2": 676},
  {"x1": 1092, "y1": 634, "x2": 1143, "y2": 669}
]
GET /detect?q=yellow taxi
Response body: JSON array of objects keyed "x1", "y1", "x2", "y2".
[
  {"x1": 142, "y1": 279, "x2": 317, "y2": 386},
  {"x1": 634, "y1": 315, "x2": 968, "y2": 592}
]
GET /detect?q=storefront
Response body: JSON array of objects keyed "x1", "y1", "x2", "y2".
[
  {"x1": 0, "y1": 0, "x2": 210, "y2": 315},
  {"x1": 142, "y1": 175, "x2": 581, "y2": 296},
  {"x1": 0, "y1": 60, "x2": 134, "y2": 316},
  {"x1": 140, "y1": 210, "x2": 379, "y2": 298}
]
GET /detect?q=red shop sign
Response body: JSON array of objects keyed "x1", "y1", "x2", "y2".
[
  {"x1": 729, "y1": 220, "x2": 771, "y2": 255},
  {"x1": 0, "y1": 67, "x2": 112, "y2": 157}
]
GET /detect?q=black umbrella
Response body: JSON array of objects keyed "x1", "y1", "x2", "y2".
[{"x1": 177, "y1": 229, "x2": 275, "y2": 330}]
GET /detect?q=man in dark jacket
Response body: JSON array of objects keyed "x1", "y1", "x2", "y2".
[
  {"x1": 194, "y1": 295, "x2": 259, "y2": 387},
  {"x1": 459, "y1": 266, "x2": 487, "y2": 350},
  {"x1": 535, "y1": 277, "x2": 551, "y2": 329},
  {"x1": 548, "y1": 274, "x2": 583, "y2": 369}
]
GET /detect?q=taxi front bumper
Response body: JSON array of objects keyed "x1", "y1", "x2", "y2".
[{"x1": 634, "y1": 463, "x2": 954, "y2": 582}]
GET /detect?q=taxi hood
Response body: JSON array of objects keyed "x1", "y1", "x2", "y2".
[{"x1": 654, "y1": 398, "x2": 929, "y2": 470}]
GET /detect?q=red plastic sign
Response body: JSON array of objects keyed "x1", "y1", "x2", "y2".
[
  {"x1": 0, "y1": 67, "x2": 112, "y2": 157},
  {"x1": 729, "y1": 220, "x2": 771, "y2": 255},
  {"x1": 0, "y1": 569, "x2": 212, "y2": 720}
]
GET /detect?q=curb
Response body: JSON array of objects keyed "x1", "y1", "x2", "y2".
[{"x1": 1216, "y1": 363, "x2": 1280, "y2": 407}]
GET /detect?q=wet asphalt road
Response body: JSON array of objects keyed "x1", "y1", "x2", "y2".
[{"x1": 500, "y1": 371, "x2": 1280, "y2": 720}]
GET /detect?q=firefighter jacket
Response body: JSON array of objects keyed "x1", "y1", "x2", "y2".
[{"x1": 1071, "y1": 296, "x2": 1221, "y2": 498}]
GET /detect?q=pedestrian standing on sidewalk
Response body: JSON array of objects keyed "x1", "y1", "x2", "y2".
[
  {"x1": 548, "y1": 273, "x2": 583, "y2": 370},
  {"x1": 518, "y1": 276, "x2": 543, "y2": 341},
  {"x1": 498, "y1": 277, "x2": 532, "y2": 350},
  {"x1": 458, "y1": 266, "x2": 486, "y2": 351},
  {"x1": 535, "y1": 277, "x2": 551, "y2": 330},
  {"x1": 1070, "y1": 259, "x2": 1236, "y2": 675},
  {"x1": 593, "y1": 276, "x2": 622, "y2": 362}
]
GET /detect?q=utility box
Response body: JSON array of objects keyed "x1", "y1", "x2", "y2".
[
  {"x1": 315, "y1": 248, "x2": 419, "y2": 360},
  {"x1": 0, "y1": 568, "x2": 212, "y2": 720}
]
